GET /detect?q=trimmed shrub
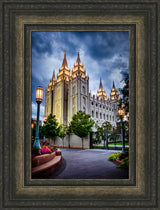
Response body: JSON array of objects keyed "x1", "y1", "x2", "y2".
[{"x1": 108, "y1": 152, "x2": 121, "y2": 161}]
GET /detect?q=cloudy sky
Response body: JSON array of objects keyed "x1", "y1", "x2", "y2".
[{"x1": 32, "y1": 31, "x2": 129, "y2": 122}]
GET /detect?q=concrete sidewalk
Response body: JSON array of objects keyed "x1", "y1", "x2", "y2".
[{"x1": 49, "y1": 148, "x2": 128, "y2": 179}]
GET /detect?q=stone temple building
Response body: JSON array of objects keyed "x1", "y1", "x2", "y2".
[{"x1": 44, "y1": 51, "x2": 120, "y2": 128}]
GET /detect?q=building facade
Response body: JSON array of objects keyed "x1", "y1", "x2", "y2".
[{"x1": 44, "y1": 51, "x2": 120, "y2": 128}]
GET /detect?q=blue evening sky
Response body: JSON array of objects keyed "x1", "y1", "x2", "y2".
[{"x1": 32, "y1": 31, "x2": 129, "y2": 123}]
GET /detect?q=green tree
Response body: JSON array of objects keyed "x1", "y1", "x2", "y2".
[
  {"x1": 70, "y1": 111, "x2": 95, "y2": 149},
  {"x1": 39, "y1": 125, "x2": 45, "y2": 139},
  {"x1": 118, "y1": 72, "x2": 129, "y2": 142},
  {"x1": 43, "y1": 114, "x2": 60, "y2": 145},
  {"x1": 102, "y1": 121, "x2": 112, "y2": 131},
  {"x1": 119, "y1": 72, "x2": 129, "y2": 115},
  {"x1": 58, "y1": 124, "x2": 68, "y2": 148},
  {"x1": 95, "y1": 121, "x2": 113, "y2": 147},
  {"x1": 66, "y1": 123, "x2": 73, "y2": 148}
]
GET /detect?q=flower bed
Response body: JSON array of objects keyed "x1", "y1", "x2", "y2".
[
  {"x1": 32, "y1": 145, "x2": 58, "y2": 158},
  {"x1": 32, "y1": 144, "x2": 62, "y2": 178}
]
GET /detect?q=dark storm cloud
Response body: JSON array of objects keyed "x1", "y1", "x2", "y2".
[{"x1": 31, "y1": 31, "x2": 129, "y2": 121}]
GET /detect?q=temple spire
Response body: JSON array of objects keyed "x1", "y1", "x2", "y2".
[
  {"x1": 76, "y1": 52, "x2": 81, "y2": 64},
  {"x1": 52, "y1": 70, "x2": 55, "y2": 81},
  {"x1": 99, "y1": 78, "x2": 103, "y2": 89},
  {"x1": 113, "y1": 80, "x2": 115, "y2": 89},
  {"x1": 97, "y1": 78, "x2": 107, "y2": 101},
  {"x1": 61, "y1": 50, "x2": 68, "y2": 69}
]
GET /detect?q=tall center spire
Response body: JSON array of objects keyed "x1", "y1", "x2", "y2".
[
  {"x1": 61, "y1": 50, "x2": 68, "y2": 69},
  {"x1": 57, "y1": 50, "x2": 70, "y2": 82}
]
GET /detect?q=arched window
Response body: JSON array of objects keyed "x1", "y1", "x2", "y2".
[
  {"x1": 58, "y1": 89, "x2": 60, "y2": 99},
  {"x1": 83, "y1": 97, "x2": 86, "y2": 105},
  {"x1": 100, "y1": 113, "x2": 102, "y2": 119},
  {"x1": 107, "y1": 115, "x2": 108, "y2": 120},
  {"x1": 103, "y1": 114, "x2": 105, "y2": 120},
  {"x1": 82, "y1": 86, "x2": 85, "y2": 94},
  {"x1": 92, "y1": 110, "x2": 94, "y2": 117},
  {"x1": 57, "y1": 103, "x2": 60, "y2": 117},
  {"x1": 73, "y1": 86, "x2": 76, "y2": 94},
  {"x1": 113, "y1": 116, "x2": 114, "y2": 121},
  {"x1": 96, "y1": 112, "x2": 98, "y2": 118},
  {"x1": 110, "y1": 115, "x2": 111, "y2": 121}
]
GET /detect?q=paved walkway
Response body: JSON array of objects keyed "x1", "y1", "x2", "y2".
[{"x1": 49, "y1": 148, "x2": 128, "y2": 179}]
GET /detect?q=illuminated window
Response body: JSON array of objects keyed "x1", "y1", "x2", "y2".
[
  {"x1": 58, "y1": 89, "x2": 60, "y2": 99},
  {"x1": 72, "y1": 97, "x2": 76, "y2": 105},
  {"x1": 73, "y1": 86, "x2": 76, "y2": 94},
  {"x1": 57, "y1": 103, "x2": 60, "y2": 117}
]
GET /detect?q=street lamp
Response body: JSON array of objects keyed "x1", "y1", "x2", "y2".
[
  {"x1": 34, "y1": 86, "x2": 43, "y2": 149},
  {"x1": 118, "y1": 108, "x2": 125, "y2": 153}
]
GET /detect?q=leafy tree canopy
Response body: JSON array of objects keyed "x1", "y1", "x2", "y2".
[
  {"x1": 101, "y1": 121, "x2": 112, "y2": 131},
  {"x1": 119, "y1": 72, "x2": 129, "y2": 115},
  {"x1": 58, "y1": 124, "x2": 68, "y2": 139},
  {"x1": 43, "y1": 114, "x2": 60, "y2": 139},
  {"x1": 70, "y1": 111, "x2": 95, "y2": 138}
]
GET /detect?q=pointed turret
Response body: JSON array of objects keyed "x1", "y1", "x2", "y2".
[
  {"x1": 97, "y1": 78, "x2": 107, "y2": 101},
  {"x1": 61, "y1": 50, "x2": 68, "y2": 69},
  {"x1": 72, "y1": 52, "x2": 86, "y2": 79},
  {"x1": 52, "y1": 70, "x2": 56, "y2": 81},
  {"x1": 113, "y1": 81, "x2": 115, "y2": 89},
  {"x1": 57, "y1": 50, "x2": 70, "y2": 82},
  {"x1": 76, "y1": 52, "x2": 81, "y2": 66},
  {"x1": 99, "y1": 78, "x2": 103, "y2": 89},
  {"x1": 110, "y1": 81, "x2": 120, "y2": 101}
]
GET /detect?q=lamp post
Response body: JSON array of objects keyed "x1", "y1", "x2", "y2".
[
  {"x1": 118, "y1": 108, "x2": 125, "y2": 153},
  {"x1": 34, "y1": 86, "x2": 43, "y2": 149}
]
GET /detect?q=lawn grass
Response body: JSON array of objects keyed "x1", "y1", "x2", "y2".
[
  {"x1": 108, "y1": 142, "x2": 129, "y2": 146},
  {"x1": 92, "y1": 145, "x2": 129, "y2": 151}
]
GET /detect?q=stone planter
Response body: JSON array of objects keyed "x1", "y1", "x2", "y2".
[{"x1": 32, "y1": 152, "x2": 56, "y2": 167}]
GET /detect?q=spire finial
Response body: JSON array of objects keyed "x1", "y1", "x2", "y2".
[
  {"x1": 76, "y1": 51, "x2": 81, "y2": 64},
  {"x1": 113, "y1": 80, "x2": 115, "y2": 88},
  {"x1": 99, "y1": 78, "x2": 103, "y2": 89},
  {"x1": 52, "y1": 69, "x2": 55, "y2": 80},
  {"x1": 61, "y1": 50, "x2": 68, "y2": 68}
]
